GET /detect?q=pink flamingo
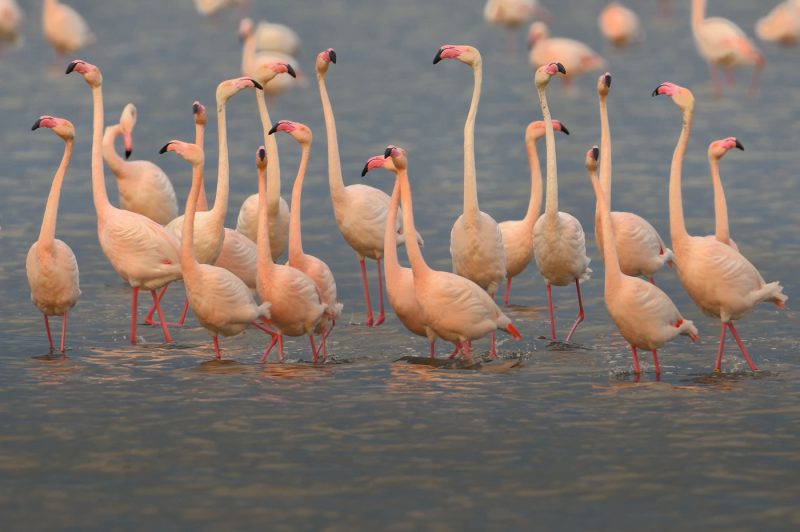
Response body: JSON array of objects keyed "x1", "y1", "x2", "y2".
[
  {"x1": 160, "y1": 139, "x2": 270, "y2": 360},
  {"x1": 102, "y1": 103, "x2": 178, "y2": 225},
  {"x1": 239, "y1": 18, "x2": 299, "y2": 98},
  {"x1": 706, "y1": 137, "x2": 744, "y2": 251},
  {"x1": 532, "y1": 62, "x2": 591, "y2": 343},
  {"x1": 66, "y1": 60, "x2": 178, "y2": 345},
  {"x1": 384, "y1": 145, "x2": 521, "y2": 361},
  {"x1": 653, "y1": 81, "x2": 787, "y2": 372},
  {"x1": 484, "y1": 0, "x2": 549, "y2": 51},
  {"x1": 27, "y1": 115, "x2": 81, "y2": 354},
  {"x1": 585, "y1": 146, "x2": 697, "y2": 376},
  {"x1": 254, "y1": 18, "x2": 301, "y2": 56},
  {"x1": 595, "y1": 73, "x2": 672, "y2": 283},
  {"x1": 0, "y1": 0, "x2": 23, "y2": 50},
  {"x1": 499, "y1": 118, "x2": 569, "y2": 306},
  {"x1": 598, "y1": 2, "x2": 643, "y2": 47},
  {"x1": 254, "y1": 146, "x2": 326, "y2": 363},
  {"x1": 528, "y1": 23, "x2": 605, "y2": 88},
  {"x1": 691, "y1": 0, "x2": 764, "y2": 97},
  {"x1": 756, "y1": 1, "x2": 800, "y2": 45},
  {"x1": 316, "y1": 48, "x2": 421, "y2": 327},
  {"x1": 43, "y1": 0, "x2": 94, "y2": 63}
]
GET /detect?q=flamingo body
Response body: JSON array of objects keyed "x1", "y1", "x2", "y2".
[
  {"x1": 43, "y1": 0, "x2": 94, "y2": 56},
  {"x1": 255, "y1": 20, "x2": 301, "y2": 55},
  {"x1": 164, "y1": 211, "x2": 223, "y2": 265},
  {"x1": 533, "y1": 212, "x2": 591, "y2": 287},
  {"x1": 214, "y1": 228, "x2": 257, "y2": 289},
  {"x1": 451, "y1": 213, "x2": 505, "y2": 294},
  {"x1": 601, "y1": 212, "x2": 672, "y2": 277},
  {"x1": 756, "y1": 1, "x2": 800, "y2": 45},
  {"x1": 27, "y1": 240, "x2": 80, "y2": 316},
  {"x1": 236, "y1": 192, "x2": 289, "y2": 258},
  {"x1": 599, "y1": 2, "x2": 643, "y2": 47},
  {"x1": 484, "y1": 0, "x2": 541, "y2": 29},
  {"x1": 0, "y1": 0, "x2": 23, "y2": 46},
  {"x1": 528, "y1": 23, "x2": 605, "y2": 84}
]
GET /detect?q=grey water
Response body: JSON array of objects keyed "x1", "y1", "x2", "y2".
[{"x1": 1, "y1": 0, "x2": 799, "y2": 529}]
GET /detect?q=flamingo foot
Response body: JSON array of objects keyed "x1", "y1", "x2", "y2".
[
  {"x1": 651, "y1": 349, "x2": 660, "y2": 376},
  {"x1": 60, "y1": 312, "x2": 68, "y2": 355},
  {"x1": 150, "y1": 290, "x2": 173, "y2": 344},
  {"x1": 260, "y1": 333, "x2": 280, "y2": 363},
  {"x1": 489, "y1": 331, "x2": 497, "y2": 359},
  {"x1": 310, "y1": 334, "x2": 319, "y2": 364}
]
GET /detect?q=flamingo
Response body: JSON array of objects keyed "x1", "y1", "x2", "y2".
[
  {"x1": 756, "y1": 1, "x2": 800, "y2": 45},
  {"x1": 269, "y1": 120, "x2": 343, "y2": 356},
  {"x1": 239, "y1": 18, "x2": 299, "y2": 98},
  {"x1": 706, "y1": 137, "x2": 744, "y2": 251},
  {"x1": 483, "y1": 0, "x2": 549, "y2": 51},
  {"x1": 66, "y1": 59, "x2": 178, "y2": 345},
  {"x1": 43, "y1": 0, "x2": 94, "y2": 61},
  {"x1": 0, "y1": 0, "x2": 23, "y2": 49},
  {"x1": 102, "y1": 103, "x2": 178, "y2": 225},
  {"x1": 598, "y1": 2, "x2": 643, "y2": 47},
  {"x1": 595, "y1": 73, "x2": 673, "y2": 283},
  {"x1": 585, "y1": 146, "x2": 697, "y2": 376},
  {"x1": 499, "y1": 118, "x2": 568, "y2": 306},
  {"x1": 194, "y1": 0, "x2": 246, "y2": 17},
  {"x1": 527, "y1": 22, "x2": 605, "y2": 88},
  {"x1": 653, "y1": 81, "x2": 787, "y2": 372},
  {"x1": 254, "y1": 146, "x2": 326, "y2": 363},
  {"x1": 316, "y1": 48, "x2": 422, "y2": 327},
  {"x1": 531, "y1": 62, "x2": 592, "y2": 343},
  {"x1": 160, "y1": 139, "x2": 270, "y2": 360},
  {"x1": 27, "y1": 115, "x2": 81, "y2": 354},
  {"x1": 691, "y1": 0, "x2": 764, "y2": 97},
  {"x1": 384, "y1": 145, "x2": 521, "y2": 361},
  {"x1": 434, "y1": 44, "x2": 506, "y2": 356},
  {"x1": 254, "y1": 18, "x2": 301, "y2": 56}
]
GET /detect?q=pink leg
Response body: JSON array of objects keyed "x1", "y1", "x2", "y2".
[
  {"x1": 43, "y1": 314, "x2": 54, "y2": 351},
  {"x1": 489, "y1": 331, "x2": 497, "y2": 359},
  {"x1": 178, "y1": 298, "x2": 190, "y2": 326},
  {"x1": 714, "y1": 322, "x2": 727, "y2": 372},
  {"x1": 649, "y1": 277, "x2": 656, "y2": 286},
  {"x1": 359, "y1": 258, "x2": 374, "y2": 327},
  {"x1": 462, "y1": 340, "x2": 472, "y2": 362},
  {"x1": 651, "y1": 349, "x2": 660, "y2": 376},
  {"x1": 60, "y1": 312, "x2": 68, "y2": 354},
  {"x1": 260, "y1": 333, "x2": 280, "y2": 363},
  {"x1": 213, "y1": 336, "x2": 221, "y2": 360},
  {"x1": 309, "y1": 334, "x2": 319, "y2": 363},
  {"x1": 546, "y1": 283, "x2": 556, "y2": 340},
  {"x1": 374, "y1": 257, "x2": 385, "y2": 326},
  {"x1": 504, "y1": 277, "x2": 512, "y2": 305},
  {"x1": 728, "y1": 322, "x2": 758, "y2": 372},
  {"x1": 144, "y1": 285, "x2": 167, "y2": 325},
  {"x1": 449, "y1": 343, "x2": 462, "y2": 359},
  {"x1": 278, "y1": 335, "x2": 285, "y2": 362},
  {"x1": 131, "y1": 287, "x2": 139, "y2": 345},
  {"x1": 150, "y1": 290, "x2": 173, "y2": 344},
  {"x1": 564, "y1": 280, "x2": 585, "y2": 343},
  {"x1": 631, "y1": 345, "x2": 641, "y2": 375},
  {"x1": 724, "y1": 67, "x2": 735, "y2": 86},
  {"x1": 429, "y1": 341, "x2": 436, "y2": 359}
]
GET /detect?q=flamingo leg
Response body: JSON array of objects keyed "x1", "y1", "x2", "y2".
[
  {"x1": 60, "y1": 312, "x2": 68, "y2": 355},
  {"x1": 462, "y1": 340, "x2": 472, "y2": 362},
  {"x1": 711, "y1": 63, "x2": 722, "y2": 98},
  {"x1": 651, "y1": 349, "x2": 660, "y2": 376},
  {"x1": 43, "y1": 314, "x2": 54, "y2": 351},
  {"x1": 178, "y1": 298, "x2": 190, "y2": 326},
  {"x1": 149, "y1": 289, "x2": 173, "y2": 344},
  {"x1": 131, "y1": 287, "x2": 139, "y2": 345},
  {"x1": 359, "y1": 258, "x2": 374, "y2": 327},
  {"x1": 213, "y1": 336, "x2": 221, "y2": 360},
  {"x1": 309, "y1": 334, "x2": 318, "y2": 363},
  {"x1": 727, "y1": 322, "x2": 758, "y2": 372},
  {"x1": 278, "y1": 334, "x2": 285, "y2": 362},
  {"x1": 564, "y1": 279, "x2": 585, "y2": 343},
  {"x1": 448, "y1": 343, "x2": 462, "y2": 360},
  {"x1": 489, "y1": 290, "x2": 497, "y2": 358},
  {"x1": 260, "y1": 333, "x2": 280, "y2": 363},
  {"x1": 724, "y1": 67, "x2": 735, "y2": 86},
  {"x1": 631, "y1": 345, "x2": 641, "y2": 375},
  {"x1": 504, "y1": 277, "x2": 512, "y2": 305},
  {"x1": 374, "y1": 257, "x2": 385, "y2": 326},
  {"x1": 546, "y1": 282, "x2": 556, "y2": 340},
  {"x1": 714, "y1": 322, "x2": 727, "y2": 372},
  {"x1": 429, "y1": 341, "x2": 436, "y2": 359},
  {"x1": 144, "y1": 285, "x2": 168, "y2": 325}
]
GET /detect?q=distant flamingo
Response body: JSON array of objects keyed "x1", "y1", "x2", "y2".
[
  {"x1": 160, "y1": 139, "x2": 270, "y2": 360},
  {"x1": 67, "y1": 60, "x2": 178, "y2": 345},
  {"x1": 0, "y1": 0, "x2": 23, "y2": 49},
  {"x1": 598, "y1": 2, "x2": 643, "y2": 47},
  {"x1": 254, "y1": 18, "x2": 301, "y2": 56},
  {"x1": 269, "y1": 120, "x2": 343, "y2": 357},
  {"x1": 43, "y1": 0, "x2": 94, "y2": 62},
  {"x1": 706, "y1": 137, "x2": 744, "y2": 251},
  {"x1": 528, "y1": 23, "x2": 605, "y2": 88},
  {"x1": 653, "y1": 81, "x2": 787, "y2": 372},
  {"x1": 691, "y1": 0, "x2": 764, "y2": 97},
  {"x1": 531, "y1": 62, "x2": 591, "y2": 343},
  {"x1": 595, "y1": 73, "x2": 672, "y2": 283},
  {"x1": 434, "y1": 44, "x2": 506, "y2": 356},
  {"x1": 756, "y1": 1, "x2": 800, "y2": 45},
  {"x1": 194, "y1": 0, "x2": 246, "y2": 17},
  {"x1": 27, "y1": 115, "x2": 81, "y2": 354},
  {"x1": 484, "y1": 0, "x2": 548, "y2": 51},
  {"x1": 585, "y1": 146, "x2": 697, "y2": 376},
  {"x1": 385, "y1": 145, "x2": 521, "y2": 361},
  {"x1": 254, "y1": 146, "x2": 326, "y2": 363},
  {"x1": 499, "y1": 119, "x2": 568, "y2": 305},
  {"x1": 102, "y1": 103, "x2": 178, "y2": 225},
  {"x1": 239, "y1": 18, "x2": 299, "y2": 98},
  {"x1": 317, "y1": 48, "x2": 422, "y2": 327}
]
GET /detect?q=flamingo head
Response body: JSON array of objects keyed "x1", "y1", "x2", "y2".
[
  {"x1": 32, "y1": 115, "x2": 75, "y2": 141},
  {"x1": 65, "y1": 59, "x2": 102, "y2": 87},
  {"x1": 316, "y1": 48, "x2": 336, "y2": 75},
  {"x1": 433, "y1": 45, "x2": 480, "y2": 66},
  {"x1": 597, "y1": 72, "x2": 612, "y2": 96},
  {"x1": 361, "y1": 154, "x2": 396, "y2": 177},
  {"x1": 216, "y1": 76, "x2": 263, "y2": 103},
  {"x1": 527, "y1": 21, "x2": 550, "y2": 48},
  {"x1": 535, "y1": 61, "x2": 566, "y2": 87},
  {"x1": 238, "y1": 18, "x2": 253, "y2": 41},
  {"x1": 255, "y1": 145, "x2": 268, "y2": 170},
  {"x1": 253, "y1": 61, "x2": 297, "y2": 85},
  {"x1": 118, "y1": 103, "x2": 137, "y2": 159},
  {"x1": 383, "y1": 145, "x2": 407, "y2": 170},
  {"x1": 708, "y1": 137, "x2": 744, "y2": 160},
  {"x1": 268, "y1": 120, "x2": 312, "y2": 146},
  {"x1": 159, "y1": 140, "x2": 204, "y2": 166},
  {"x1": 651, "y1": 81, "x2": 694, "y2": 111},
  {"x1": 193, "y1": 101, "x2": 207, "y2": 127},
  {"x1": 585, "y1": 145, "x2": 600, "y2": 173},
  {"x1": 525, "y1": 119, "x2": 569, "y2": 143}
]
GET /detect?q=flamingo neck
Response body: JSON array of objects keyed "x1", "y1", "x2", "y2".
[
  {"x1": 179, "y1": 161, "x2": 203, "y2": 273},
  {"x1": 317, "y1": 72, "x2": 346, "y2": 203},
  {"x1": 397, "y1": 169, "x2": 430, "y2": 274},
  {"x1": 669, "y1": 108, "x2": 693, "y2": 244},
  {"x1": 537, "y1": 84, "x2": 559, "y2": 222},
  {"x1": 207, "y1": 99, "x2": 229, "y2": 235},
  {"x1": 256, "y1": 164, "x2": 275, "y2": 278},
  {"x1": 195, "y1": 121, "x2": 208, "y2": 211},
  {"x1": 691, "y1": 0, "x2": 706, "y2": 30},
  {"x1": 241, "y1": 30, "x2": 255, "y2": 74},
  {"x1": 288, "y1": 142, "x2": 310, "y2": 261},
  {"x1": 37, "y1": 138, "x2": 73, "y2": 251},
  {"x1": 256, "y1": 89, "x2": 281, "y2": 217},
  {"x1": 383, "y1": 177, "x2": 401, "y2": 279},
  {"x1": 598, "y1": 93, "x2": 612, "y2": 208},
  {"x1": 522, "y1": 138, "x2": 543, "y2": 229},
  {"x1": 90, "y1": 85, "x2": 112, "y2": 214},
  {"x1": 101, "y1": 124, "x2": 126, "y2": 175},
  {"x1": 708, "y1": 156, "x2": 731, "y2": 245},
  {"x1": 463, "y1": 60, "x2": 482, "y2": 218},
  {"x1": 590, "y1": 170, "x2": 622, "y2": 287}
]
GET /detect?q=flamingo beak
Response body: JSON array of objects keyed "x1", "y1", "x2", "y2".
[
  {"x1": 556, "y1": 62, "x2": 566, "y2": 74},
  {"x1": 604, "y1": 73, "x2": 612, "y2": 88},
  {"x1": 158, "y1": 142, "x2": 172, "y2": 154},
  {"x1": 592, "y1": 146, "x2": 600, "y2": 161},
  {"x1": 361, "y1": 162, "x2": 370, "y2": 177},
  {"x1": 433, "y1": 48, "x2": 444, "y2": 64},
  {"x1": 285, "y1": 64, "x2": 297, "y2": 78},
  {"x1": 31, "y1": 119, "x2": 42, "y2": 130},
  {"x1": 735, "y1": 139, "x2": 744, "y2": 151},
  {"x1": 328, "y1": 49, "x2": 337, "y2": 64},
  {"x1": 559, "y1": 124, "x2": 570, "y2": 135}
]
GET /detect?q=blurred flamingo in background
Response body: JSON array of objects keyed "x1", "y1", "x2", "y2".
[
  {"x1": 239, "y1": 18, "x2": 299, "y2": 99},
  {"x1": 528, "y1": 22, "x2": 605, "y2": 88},
  {"x1": 194, "y1": 0, "x2": 247, "y2": 18},
  {"x1": 254, "y1": 18, "x2": 301, "y2": 56},
  {"x1": 706, "y1": 137, "x2": 744, "y2": 251},
  {"x1": 43, "y1": 0, "x2": 94, "y2": 63},
  {"x1": 756, "y1": 1, "x2": 800, "y2": 45},
  {"x1": 598, "y1": 2, "x2": 643, "y2": 47},
  {"x1": 0, "y1": 0, "x2": 23, "y2": 50},
  {"x1": 484, "y1": 0, "x2": 549, "y2": 51}
]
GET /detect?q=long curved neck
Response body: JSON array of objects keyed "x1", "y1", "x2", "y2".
[
  {"x1": 537, "y1": 84, "x2": 558, "y2": 221},
  {"x1": 463, "y1": 60, "x2": 482, "y2": 218},
  {"x1": 397, "y1": 169, "x2": 430, "y2": 274},
  {"x1": 256, "y1": 88, "x2": 281, "y2": 215},
  {"x1": 669, "y1": 108, "x2": 693, "y2": 243},
  {"x1": 37, "y1": 138, "x2": 73, "y2": 249},
  {"x1": 101, "y1": 124, "x2": 126, "y2": 175},
  {"x1": 90, "y1": 85, "x2": 112, "y2": 214},
  {"x1": 241, "y1": 31, "x2": 255, "y2": 74},
  {"x1": 523, "y1": 138, "x2": 543, "y2": 228},
  {"x1": 384, "y1": 177, "x2": 401, "y2": 276},
  {"x1": 256, "y1": 165, "x2": 274, "y2": 276},
  {"x1": 709, "y1": 156, "x2": 731, "y2": 244},
  {"x1": 599, "y1": 93, "x2": 612, "y2": 207},
  {"x1": 317, "y1": 71, "x2": 346, "y2": 203},
  {"x1": 195, "y1": 121, "x2": 208, "y2": 211},
  {"x1": 288, "y1": 142, "x2": 310, "y2": 260},
  {"x1": 590, "y1": 171, "x2": 622, "y2": 287},
  {"x1": 180, "y1": 161, "x2": 203, "y2": 273},
  {"x1": 691, "y1": 0, "x2": 706, "y2": 30},
  {"x1": 208, "y1": 101, "x2": 229, "y2": 229}
]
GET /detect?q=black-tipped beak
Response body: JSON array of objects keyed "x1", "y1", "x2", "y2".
[
  {"x1": 361, "y1": 162, "x2": 370, "y2": 177},
  {"x1": 556, "y1": 62, "x2": 566, "y2": 74},
  {"x1": 285, "y1": 64, "x2": 297, "y2": 78},
  {"x1": 65, "y1": 61, "x2": 82, "y2": 74},
  {"x1": 268, "y1": 123, "x2": 280, "y2": 135},
  {"x1": 159, "y1": 142, "x2": 172, "y2": 154},
  {"x1": 604, "y1": 74, "x2": 612, "y2": 88},
  {"x1": 258, "y1": 148, "x2": 266, "y2": 161},
  {"x1": 251, "y1": 79, "x2": 264, "y2": 90},
  {"x1": 384, "y1": 147, "x2": 393, "y2": 158},
  {"x1": 592, "y1": 146, "x2": 600, "y2": 161},
  {"x1": 559, "y1": 124, "x2": 570, "y2": 135},
  {"x1": 329, "y1": 50, "x2": 337, "y2": 63},
  {"x1": 192, "y1": 102, "x2": 200, "y2": 114},
  {"x1": 31, "y1": 119, "x2": 42, "y2": 131},
  {"x1": 125, "y1": 149, "x2": 132, "y2": 160},
  {"x1": 433, "y1": 48, "x2": 443, "y2": 65},
  {"x1": 651, "y1": 84, "x2": 663, "y2": 97},
  {"x1": 735, "y1": 139, "x2": 744, "y2": 151}
]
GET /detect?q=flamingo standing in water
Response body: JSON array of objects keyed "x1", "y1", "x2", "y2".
[
  {"x1": 756, "y1": 1, "x2": 800, "y2": 45},
  {"x1": 102, "y1": 103, "x2": 178, "y2": 225},
  {"x1": 160, "y1": 139, "x2": 270, "y2": 360},
  {"x1": 653, "y1": 81, "x2": 787, "y2": 372},
  {"x1": 585, "y1": 146, "x2": 697, "y2": 376},
  {"x1": 434, "y1": 44, "x2": 506, "y2": 356},
  {"x1": 595, "y1": 73, "x2": 672, "y2": 283},
  {"x1": 528, "y1": 23, "x2": 605, "y2": 88},
  {"x1": 384, "y1": 145, "x2": 521, "y2": 361},
  {"x1": 66, "y1": 60, "x2": 178, "y2": 345},
  {"x1": 531, "y1": 62, "x2": 592, "y2": 343},
  {"x1": 43, "y1": 0, "x2": 94, "y2": 62},
  {"x1": 27, "y1": 115, "x2": 81, "y2": 354},
  {"x1": 499, "y1": 118, "x2": 568, "y2": 306},
  {"x1": 691, "y1": 0, "x2": 764, "y2": 97},
  {"x1": 706, "y1": 137, "x2": 744, "y2": 251},
  {"x1": 317, "y1": 48, "x2": 421, "y2": 327},
  {"x1": 598, "y1": 2, "x2": 643, "y2": 47}
]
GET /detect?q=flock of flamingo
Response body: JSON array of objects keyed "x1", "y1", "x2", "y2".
[{"x1": 11, "y1": 0, "x2": 793, "y2": 376}]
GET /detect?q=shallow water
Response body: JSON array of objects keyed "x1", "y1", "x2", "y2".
[{"x1": 1, "y1": 0, "x2": 799, "y2": 529}]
